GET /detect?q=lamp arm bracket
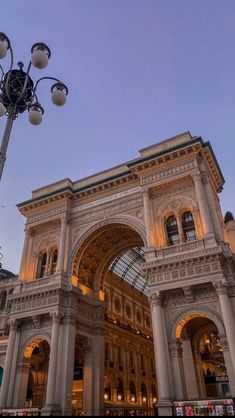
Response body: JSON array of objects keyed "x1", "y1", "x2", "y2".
[{"x1": 34, "y1": 76, "x2": 63, "y2": 92}]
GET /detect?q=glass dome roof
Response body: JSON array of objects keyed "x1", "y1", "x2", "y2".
[{"x1": 110, "y1": 247, "x2": 148, "y2": 295}]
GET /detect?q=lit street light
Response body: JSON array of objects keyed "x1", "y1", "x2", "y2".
[{"x1": 0, "y1": 32, "x2": 68, "y2": 181}]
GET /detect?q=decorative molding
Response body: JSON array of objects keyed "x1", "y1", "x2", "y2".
[
  {"x1": 182, "y1": 286, "x2": 194, "y2": 303},
  {"x1": 140, "y1": 160, "x2": 198, "y2": 186},
  {"x1": 148, "y1": 292, "x2": 162, "y2": 308},
  {"x1": 213, "y1": 281, "x2": 228, "y2": 296},
  {"x1": 27, "y1": 206, "x2": 67, "y2": 225},
  {"x1": 73, "y1": 187, "x2": 141, "y2": 213}
]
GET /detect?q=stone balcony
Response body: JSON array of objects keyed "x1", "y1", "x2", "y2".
[
  {"x1": 156, "y1": 239, "x2": 206, "y2": 259},
  {"x1": 4, "y1": 272, "x2": 75, "y2": 318},
  {"x1": 10, "y1": 272, "x2": 71, "y2": 296},
  {"x1": 143, "y1": 239, "x2": 232, "y2": 290},
  {"x1": 145, "y1": 238, "x2": 231, "y2": 265}
]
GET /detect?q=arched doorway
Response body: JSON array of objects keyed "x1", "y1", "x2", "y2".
[
  {"x1": 176, "y1": 316, "x2": 231, "y2": 400},
  {"x1": 18, "y1": 339, "x2": 50, "y2": 409},
  {"x1": 71, "y1": 221, "x2": 157, "y2": 415}
]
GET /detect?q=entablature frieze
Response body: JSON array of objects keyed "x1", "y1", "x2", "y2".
[
  {"x1": 71, "y1": 195, "x2": 144, "y2": 226},
  {"x1": 26, "y1": 205, "x2": 68, "y2": 226},
  {"x1": 138, "y1": 159, "x2": 198, "y2": 188}
]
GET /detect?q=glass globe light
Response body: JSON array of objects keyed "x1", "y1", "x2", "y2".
[
  {"x1": 0, "y1": 41, "x2": 7, "y2": 59},
  {"x1": 51, "y1": 83, "x2": 68, "y2": 106},
  {"x1": 31, "y1": 43, "x2": 51, "y2": 69},
  {"x1": 0, "y1": 102, "x2": 6, "y2": 117},
  {"x1": 28, "y1": 103, "x2": 44, "y2": 126}
]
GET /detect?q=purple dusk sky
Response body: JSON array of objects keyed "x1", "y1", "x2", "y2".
[{"x1": 0, "y1": 0, "x2": 235, "y2": 273}]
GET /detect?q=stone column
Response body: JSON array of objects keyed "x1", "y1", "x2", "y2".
[
  {"x1": 203, "y1": 173, "x2": 223, "y2": 241},
  {"x1": 220, "y1": 335, "x2": 235, "y2": 397},
  {"x1": 24, "y1": 230, "x2": 35, "y2": 280},
  {"x1": 83, "y1": 339, "x2": 93, "y2": 416},
  {"x1": 182, "y1": 338, "x2": 199, "y2": 399},
  {"x1": 92, "y1": 332, "x2": 105, "y2": 416},
  {"x1": 176, "y1": 215, "x2": 184, "y2": 243},
  {"x1": 60, "y1": 317, "x2": 76, "y2": 416},
  {"x1": 14, "y1": 361, "x2": 31, "y2": 408},
  {"x1": 142, "y1": 189, "x2": 155, "y2": 247},
  {"x1": 193, "y1": 172, "x2": 214, "y2": 237},
  {"x1": 169, "y1": 340, "x2": 187, "y2": 400},
  {"x1": 149, "y1": 292, "x2": 172, "y2": 416},
  {"x1": 63, "y1": 220, "x2": 71, "y2": 274},
  {"x1": 45, "y1": 313, "x2": 61, "y2": 406},
  {"x1": 214, "y1": 281, "x2": 235, "y2": 375},
  {"x1": 7, "y1": 328, "x2": 21, "y2": 407},
  {"x1": 0, "y1": 321, "x2": 18, "y2": 407},
  {"x1": 58, "y1": 217, "x2": 68, "y2": 272},
  {"x1": 193, "y1": 349, "x2": 206, "y2": 398},
  {"x1": 46, "y1": 249, "x2": 53, "y2": 276},
  {"x1": 19, "y1": 227, "x2": 30, "y2": 280}
]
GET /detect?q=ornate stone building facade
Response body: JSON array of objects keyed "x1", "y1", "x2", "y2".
[{"x1": 0, "y1": 131, "x2": 235, "y2": 416}]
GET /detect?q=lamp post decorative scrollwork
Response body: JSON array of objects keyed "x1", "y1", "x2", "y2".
[{"x1": 0, "y1": 32, "x2": 68, "y2": 181}]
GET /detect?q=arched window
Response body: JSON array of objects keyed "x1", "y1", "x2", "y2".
[
  {"x1": 39, "y1": 252, "x2": 47, "y2": 278},
  {"x1": 51, "y1": 249, "x2": 58, "y2": 275},
  {"x1": 130, "y1": 381, "x2": 137, "y2": 403},
  {"x1": 141, "y1": 383, "x2": 148, "y2": 405},
  {"x1": 104, "y1": 376, "x2": 111, "y2": 401},
  {"x1": 166, "y1": 215, "x2": 179, "y2": 246},
  {"x1": 117, "y1": 378, "x2": 124, "y2": 401},
  {"x1": 151, "y1": 384, "x2": 157, "y2": 404},
  {"x1": 130, "y1": 351, "x2": 135, "y2": 371},
  {"x1": 182, "y1": 211, "x2": 196, "y2": 242},
  {"x1": 0, "y1": 291, "x2": 7, "y2": 311}
]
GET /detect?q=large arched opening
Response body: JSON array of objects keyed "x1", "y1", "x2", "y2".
[
  {"x1": 17, "y1": 338, "x2": 50, "y2": 410},
  {"x1": 175, "y1": 314, "x2": 231, "y2": 401},
  {"x1": 71, "y1": 221, "x2": 157, "y2": 416}
]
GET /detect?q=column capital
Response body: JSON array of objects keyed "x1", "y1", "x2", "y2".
[
  {"x1": 213, "y1": 280, "x2": 229, "y2": 295},
  {"x1": 141, "y1": 187, "x2": 149, "y2": 196},
  {"x1": 168, "y1": 340, "x2": 183, "y2": 357},
  {"x1": 148, "y1": 292, "x2": 162, "y2": 308},
  {"x1": 9, "y1": 319, "x2": 20, "y2": 331},
  {"x1": 50, "y1": 312, "x2": 62, "y2": 324},
  {"x1": 192, "y1": 171, "x2": 202, "y2": 183},
  {"x1": 61, "y1": 215, "x2": 70, "y2": 225},
  {"x1": 24, "y1": 225, "x2": 30, "y2": 234}
]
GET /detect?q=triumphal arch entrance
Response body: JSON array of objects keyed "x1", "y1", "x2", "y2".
[{"x1": 0, "y1": 131, "x2": 235, "y2": 416}]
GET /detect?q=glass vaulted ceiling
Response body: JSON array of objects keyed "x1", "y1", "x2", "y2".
[{"x1": 109, "y1": 247, "x2": 148, "y2": 295}]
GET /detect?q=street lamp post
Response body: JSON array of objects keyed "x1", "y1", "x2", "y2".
[{"x1": 0, "y1": 32, "x2": 68, "y2": 181}]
